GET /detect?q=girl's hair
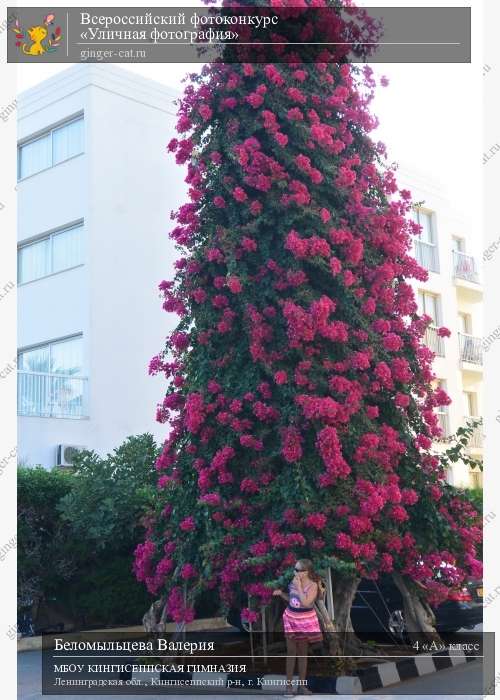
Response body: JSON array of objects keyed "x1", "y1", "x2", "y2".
[{"x1": 296, "y1": 559, "x2": 322, "y2": 584}]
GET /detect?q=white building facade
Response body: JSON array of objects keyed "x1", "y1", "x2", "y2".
[
  {"x1": 17, "y1": 65, "x2": 184, "y2": 468},
  {"x1": 399, "y1": 166, "x2": 483, "y2": 489}
]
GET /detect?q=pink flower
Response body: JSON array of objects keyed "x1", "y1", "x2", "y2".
[
  {"x1": 170, "y1": 331, "x2": 189, "y2": 351},
  {"x1": 181, "y1": 563, "x2": 197, "y2": 579},
  {"x1": 316, "y1": 426, "x2": 351, "y2": 482},
  {"x1": 395, "y1": 393, "x2": 410, "y2": 408},
  {"x1": 293, "y1": 69, "x2": 307, "y2": 82},
  {"x1": 274, "y1": 370, "x2": 288, "y2": 385},
  {"x1": 200, "y1": 493, "x2": 221, "y2": 506},
  {"x1": 383, "y1": 333, "x2": 403, "y2": 351},
  {"x1": 198, "y1": 104, "x2": 212, "y2": 121},
  {"x1": 389, "y1": 506, "x2": 409, "y2": 523},
  {"x1": 250, "y1": 201, "x2": 263, "y2": 215},
  {"x1": 240, "y1": 477, "x2": 259, "y2": 493},
  {"x1": 374, "y1": 362, "x2": 392, "y2": 385},
  {"x1": 227, "y1": 276, "x2": 243, "y2": 293},
  {"x1": 401, "y1": 489, "x2": 419, "y2": 505},
  {"x1": 275, "y1": 132, "x2": 289, "y2": 147},
  {"x1": 430, "y1": 485, "x2": 442, "y2": 501},
  {"x1": 246, "y1": 92, "x2": 264, "y2": 108},
  {"x1": 233, "y1": 187, "x2": 248, "y2": 202},
  {"x1": 180, "y1": 516, "x2": 196, "y2": 532},
  {"x1": 305, "y1": 513, "x2": 327, "y2": 530},
  {"x1": 213, "y1": 196, "x2": 226, "y2": 208},
  {"x1": 415, "y1": 434, "x2": 432, "y2": 450},
  {"x1": 281, "y1": 427, "x2": 303, "y2": 463},
  {"x1": 241, "y1": 608, "x2": 259, "y2": 623},
  {"x1": 287, "y1": 108, "x2": 304, "y2": 121},
  {"x1": 207, "y1": 380, "x2": 221, "y2": 393},
  {"x1": 287, "y1": 86, "x2": 307, "y2": 103},
  {"x1": 348, "y1": 515, "x2": 373, "y2": 537},
  {"x1": 285, "y1": 230, "x2": 309, "y2": 259},
  {"x1": 250, "y1": 541, "x2": 269, "y2": 556},
  {"x1": 241, "y1": 236, "x2": 258, "y2": 252},
  {"x1": 329, "y1": 257, "x2": 342, "y2": 275},
  {"x1": 336, "y1": 532, "x2": 352, "y2": 550},
  {"x1": 264, "y1": 65, "x2": 285, "y2": 86},
  {"x1": 335, "y1": 166, "x2": 356, "y2": 188}
]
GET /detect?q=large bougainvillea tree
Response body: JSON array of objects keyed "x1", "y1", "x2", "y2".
[{"x1": 134, "y1": 0, "x2": 482, "y2": 645}]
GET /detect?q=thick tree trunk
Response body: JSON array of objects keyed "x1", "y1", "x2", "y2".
[
  {"x1": 314, "y1": 593, "x2": 341, "y2": 657},
  {"x1": 331, "y1": 575, "x2": 359, "y2": 641},
  {"x1": 315, "y1": 574, "x2": 384, "y2": 663},
  {"x1": 142, "y1": 597, "x2": 167, "y2": 633},
  {"x1": 392, "y1": 572, "x2": 442, "y2": 644}
]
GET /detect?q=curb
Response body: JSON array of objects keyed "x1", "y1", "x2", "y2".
[
  {"x1": 122, "y1": 650, "x2": 477, "y2": 693},
  {"x1": 17, "y1": 618, "x2": 231, "y2": 653},
  {"x1": 355, "y1": 650, "x2": 477, "y2": 692}
]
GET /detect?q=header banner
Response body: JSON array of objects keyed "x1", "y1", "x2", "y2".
[{"x1": 6, "y1": 6, "x2": 471, "y2": 63}]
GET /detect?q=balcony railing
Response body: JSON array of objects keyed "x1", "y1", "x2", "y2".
[
  {"x1": 424, "y1": 325, "x2": 445, "y2": 357},
  {"x1": 452, "y1": 250, "x2": 480, "y2": 284},
  {"x1": 414, "y1": 240, "x2": 440, "y2": 273},
  {"x1": 463, "y1": 416, "x2": 483, "y2": 449},
  {"x1": 458, "y1": 333, "x2": 483, "y2": 365},
  {"x1": 18, "y1": 371, "x2": 89, "y2": 418}
]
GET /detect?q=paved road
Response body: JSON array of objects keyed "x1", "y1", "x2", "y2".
[{"x1": 369, "y1": 659, "x2": 483, "y2": 696}]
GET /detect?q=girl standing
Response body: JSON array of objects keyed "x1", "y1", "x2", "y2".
[{"x1": 273, "y1": 559, "x2": 324, "y2": 696}]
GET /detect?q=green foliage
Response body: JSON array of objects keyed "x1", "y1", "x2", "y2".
[
  {"x1": 440, "y1": 418, "x2": 483, "y2": 471},
  {"x1": 18, "y1": 434, "x2": 160, "y2": 627},
  {"x1": 467, "y1": 487, "x2": 483, "y2": 514},
  {"x1": 18, "y1": 466, "x2": 76, "y2": 606},
  {"x1": 57, "y1": 433, "x2": 160, "y2": 554},
  {"x1": 55, "y1": 556, "x2": 154, "y2": 627}
]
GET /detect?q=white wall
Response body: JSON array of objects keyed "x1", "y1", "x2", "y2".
[
  {"x1": 399, "y1": 166, "x2": 483, "y2": 487},
  {"x1": 17, "y1": 65, "x2": 185, "y2": 468},
  {"x1": 84, "y1": 67, "x2": 185, "y2": 456}
]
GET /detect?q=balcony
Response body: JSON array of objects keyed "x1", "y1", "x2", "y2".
[
  {"x1": 452, "y1": 250, "x2": 479, "y2": 284},
  {"x1": 414, "y1": 240, "x2": 440, "y2": 273},
  {"x1": 463, "y1": 416, "x2": 483, "y2": 451},
  {"x1": 18, "y1": 371, "x2": 89, "y2": 419},
  {"x1": 458, "y1": 333, "x2": 483, "y2": 367},
  {"x1": 424, "y1": 325, "x2": 445, "y2": 357}
]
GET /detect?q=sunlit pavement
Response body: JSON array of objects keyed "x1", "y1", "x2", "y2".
[{"x1": 18, "y1": 626, "x2": 484, "y2": 700}]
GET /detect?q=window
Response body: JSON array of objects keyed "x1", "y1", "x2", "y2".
[
  {"x1": 452, "y1": 239, "x2": 479, "y2": 283},
  {"x1": 18, "y1": 336, "x2": 83, "y2": 376},
  {"x1": 463, "y1": 391, "x2": 478, "y2": 417},
  {"x1": 18, "y1": 116, "x2": 84, "y2": 180},
  {"x1": 18, "y1": 223, "x2": 83, "y2": 284},
  {"x1": 17, "y1": 336, "x2": 87, "y2": 419},
  {"x1": 418, "y1": 291, "x2": 444, "y2": 356},
  {"x1": 412, "y1": 208, "x2": 439, "y2": 273},
  {"x1": 458, "y1": 312, "x2": 472, "y2": 335},
  {"x1": 413, "y1": 209, "x2": 434, "y2": 245},
  {"x1": 469, "y1": 467, "x2": 483, "y2": 489},
  {"x1": 417, "y1": 291, "x2": 441, "y2": 326},
  {"x1": 435, "y1": 379, "x2": 450, "y2": 438}
]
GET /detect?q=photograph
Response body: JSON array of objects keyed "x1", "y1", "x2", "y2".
[{"x1": 0, "y1": 1, "x2": 497, "y2": 698}]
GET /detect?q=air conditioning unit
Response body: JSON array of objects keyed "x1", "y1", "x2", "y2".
[{"x1": 56, "y1": 444, "x2": 86, "y2": 468}]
